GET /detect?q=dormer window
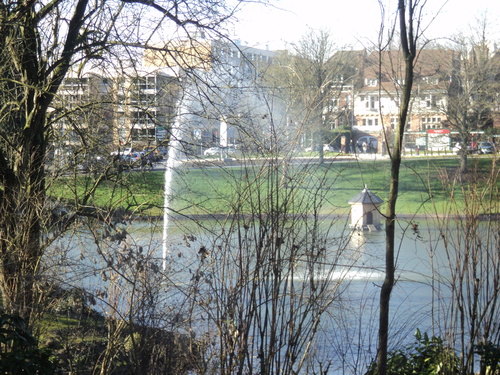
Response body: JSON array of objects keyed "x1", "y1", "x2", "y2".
[{"x1": 365, "y1": 78, "x2": 377, "y2": 87}]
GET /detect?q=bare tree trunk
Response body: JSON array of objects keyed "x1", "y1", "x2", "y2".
[
  {"x1": 377, "y1": 1, "x2": 416, "y2": 374},
  {"x1": 459, "y1": 152, "x2": 468, "y2": 175}
]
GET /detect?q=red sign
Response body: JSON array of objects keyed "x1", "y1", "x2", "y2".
[{"x1": 427, "y1": 129, "x2": 450, "y2": 134}]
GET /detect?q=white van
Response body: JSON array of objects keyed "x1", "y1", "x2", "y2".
[{"x1": 356, "y1": 136, "x2": 378, "y2": 153}]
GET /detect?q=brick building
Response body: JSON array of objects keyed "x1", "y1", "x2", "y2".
[{"x1": 329, "y1": 46, "x2": 500, "y2": 152}]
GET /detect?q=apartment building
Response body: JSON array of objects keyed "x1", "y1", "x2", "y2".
[
  {"x1": 51, "y1": 72, "x2": 114, "y2": 154},
  {"x1": 54, "y1": 42, "x2": 497, "y2": 156},
  {"x1": 52, "y1": 67, "x2": 179, "y2": 154},
  {"x1": 114, "y1": 69, "x2": 178, "y2": 147},
  {"x1": 52, "y1": 37, "x2": 276, "y2": 157}
]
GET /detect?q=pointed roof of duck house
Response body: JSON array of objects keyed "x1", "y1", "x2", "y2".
[{"x1": 348, "y1": 185, "x2": 384, "y2": 205}]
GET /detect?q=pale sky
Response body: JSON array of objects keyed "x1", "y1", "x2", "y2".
[{"x1": 232, "y1": 0, "x2": 500, "y2": 50}]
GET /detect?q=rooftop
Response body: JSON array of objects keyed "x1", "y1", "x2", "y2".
[{"x1": 348, "y1": 186, "x2": 384, "y2": 205}]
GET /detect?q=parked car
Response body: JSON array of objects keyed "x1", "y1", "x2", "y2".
[
  {"x1": 143, "y1": 147, "x2": 161, "y2": 162},
  {"x1": 323, "y1": 144, "x2": 340, "y2": 152},
  {"x1": 204, "y1": 147, "x2": 222, "y2": 156},
  {"x1": 453, "y1": 142, "x2": 477, "y2": 154},
  {"x1": 356, "y1": 136, "x2": 378, "y2": 153},
  {"x1": 157, "y1": 146, "x2": 168, "y2": 158},
  {"x1": 117, "y1": 152, "x2": 141, "y2": 169},
  {"x1": 478, "y1": 142, "x2": 495, "y2": 154},
  {"x1": 129, "y1": 152, "x2": 142, "y2": 165},
  {"x1": 304, "y1": 144, "x2": 337, "y2": 152},
  {"x1": 110, "y1": 147, "x2": 133, "y2": 156}
]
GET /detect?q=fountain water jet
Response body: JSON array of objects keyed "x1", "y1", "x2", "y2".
[{"x1": 162, "y1": 105, "x2": 184, "y2": 270}]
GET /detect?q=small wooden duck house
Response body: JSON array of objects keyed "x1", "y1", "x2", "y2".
[{"x1": 348, "y1": 186, "x2": 384, "y2": 231}]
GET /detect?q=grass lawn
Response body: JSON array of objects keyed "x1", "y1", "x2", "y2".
[{"x1": 49, "y1": 156, "x2": 499, "y2": 217}]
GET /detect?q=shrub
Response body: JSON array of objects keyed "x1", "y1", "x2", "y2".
[
  {"x1": 0, "y1": 312, "x2": 56, "y2": 374},
  {"x1": 365, "y1": 329, "x2": 459, "y2": 375}
]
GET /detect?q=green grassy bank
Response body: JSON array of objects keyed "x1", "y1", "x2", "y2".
[{"x1": 49, "y1": 156, "x2": 499, "y2": 217}]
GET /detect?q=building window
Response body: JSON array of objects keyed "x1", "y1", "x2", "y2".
[
  {"x1": 425, "y1": 94, "x2": 437, "y2": 108},
  {"x1": 131, "y1": 93, "x2": 157, "y2": 106},
  {"x1": 365, "y1": 95, "x2": 378, "y2": 110},
  {"x1": 346, "y1": 94, "x2": 352, "y2": 106},
  {"x1": 132, "y1": 111, "x2": 157, "y2": 126},
  {"x1": 422, "y1": 116, "x2": 442, "y2": 130},
  {"x1": 362, "y1": 118, "x2": 379, "y2": 126},
  {"x1": 365, "y1": 78, "x2": 377, "y2": 86},
  {"x1": 131, "y1": 128, "x2": 156, "y2": 139},
  {"x1": 391, "y1": 117, "x2": 397, "y2": 130},
  {"x1": 62, "y1": 78, "x2": 88, "y2": 92},
  {"x1": 422, "y1": 117, "x2": 441, "y2": 123},
  {"x1": 133, "y1": 76, "x2": 157, "y2": 91}
]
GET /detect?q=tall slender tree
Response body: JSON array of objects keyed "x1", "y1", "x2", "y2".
[{"x1": 377, "y1": 1, "x2": 418, "y2": 374}]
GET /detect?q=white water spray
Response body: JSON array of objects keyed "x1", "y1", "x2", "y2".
[{"x1": 162, "y1": 107, "x2": 183, "y2": 270}]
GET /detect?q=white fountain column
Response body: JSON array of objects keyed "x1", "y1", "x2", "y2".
[
  {"x1": 162, "y1": 109, "x2": 183, "y2": 270},
  {"x1": 219, "y1": 119, "x2": 227, "y2": 160},
  {"x1": 220, "y1": 119, "x2": 228, "y2": 147}
]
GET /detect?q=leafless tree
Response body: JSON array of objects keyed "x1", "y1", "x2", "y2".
[
  {"x1": 162, "y1": 147, "x2": 359, "y2": 374},
  {"x1": 0, "y1": 0, "x2": 255, "y2": 325},
  {"x1": 267, "y1": 29, "x2": 342, "y2": 163},
  {"x1": 430, "y1": 161, "x2": 500, "y2": 375},
  {"x1": 377, "y1": 1, "x2": 419, "y2": 374},
  {"x1": 444, "y1": 17, "x2": 499, "y2": 174}
]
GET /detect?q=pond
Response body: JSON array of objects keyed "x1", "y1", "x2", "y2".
[{"x1": 45, "y1": 215, "x2": 496, "y2": 374}]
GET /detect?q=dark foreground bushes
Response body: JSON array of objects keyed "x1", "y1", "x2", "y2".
[{"x1": 0, "y1": 284, "x2": 200, "y2": 375}]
